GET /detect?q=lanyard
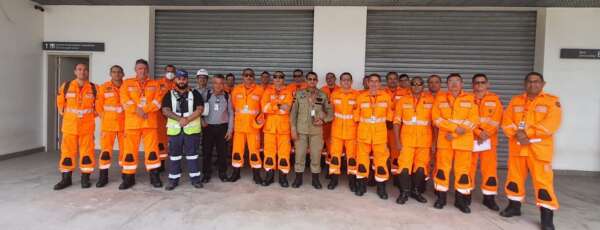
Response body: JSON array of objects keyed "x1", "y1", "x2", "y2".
[
  {"x1": 411, "y1": 93, "x2": 422, "y2": 116},
  {"x1": 369, "y1": 92, "x2": 378, "y2": 118},
  {"x1": 136, "y1": 78, "x2": 147, "y2": 98}
]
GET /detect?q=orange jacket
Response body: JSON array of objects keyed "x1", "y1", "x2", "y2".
[
  {"x1": 155, "y1": 77, "x2": 174, "y2": 130},
  {"x1": 120, "y1": 77, "x2": 162, "y2": 130},
  {"x1": 321, "y1": 85, "x2": 339, "y2": 97},
  {"x1": 394, "y1": 92, "x2": 435, "y2": 148},
  {"x1": 502, "y1": 92, "x2": 561, "y2": 162},
  {"x1": 57, "y1": 80, "x2": 98, "y2": 135},
  {"x1": 474, "y1": 91, "x2": 503, "y2": 146},
  {"x1": 287, "y1": 82, "x2": 308, "y2": 96},
  {"x1": 232, "y1": 84, "x2": 264, "y2": 133},
  {"x1": 261, "y1": 85, "x2": 293, "y2": 134},
  {"x1": 330, "y1": 88, "x2": 359, "y2": 140},
  {"x1": 96, "y1": 80, "x2": 124, "y2": 132},
  {"x1": 355, "y1": 90, "x2": 394, "y2": 144},
  {"x1": 432, "y1": 91, "x2": 479, "y2": 151}
]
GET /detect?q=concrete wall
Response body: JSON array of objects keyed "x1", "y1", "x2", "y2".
[
  {"x1": 541, "y1": 8, "x2": 600, "y2": 171},
  {"x1": 43, "y1": 5, "x2": 150, "y2": 148},
  {"x1": 313, "y1": 6, "x2": 367, "y2": 89},
  {"x1": 0, "y1": 0, "x2": 44, "y2": 155}
]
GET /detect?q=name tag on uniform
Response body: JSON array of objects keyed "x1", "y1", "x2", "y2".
[
  {"x1": 243, "y1": 105, "x2": 249, "y2": 113},
  {"x1": 214, "y1": 103, "x2": 220, "y2": 111},
  {"x1": 310, "y1": 109, "x2": 316, "y2": 117}
]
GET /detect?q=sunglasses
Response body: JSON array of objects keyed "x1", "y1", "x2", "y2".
[{"x1": 411, "y1": 82, "x2": 424, "y2": 86}]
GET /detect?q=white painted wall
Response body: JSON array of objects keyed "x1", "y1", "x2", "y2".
[
  {"x1": 43, "y1": 5, "x2": 150, "y2": 149},
  {"x1": 541, "y1": 8, "x2": 600, "y2": 171},
  {"x1": 0, "y1": 0, "x2": 44, "y2": 155},
  {"x1": 312, "y1": 6, "x2": 367, "y2": 89}
]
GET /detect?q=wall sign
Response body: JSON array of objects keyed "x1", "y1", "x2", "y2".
[
  {"x1": 560, "y1": 48, "x2": 600, "y2": 59},
  {"x1": 43, "y1": 42, "x2": 105, "y2": 52}
]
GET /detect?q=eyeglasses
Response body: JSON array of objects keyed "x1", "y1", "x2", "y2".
[
  {"x1": 307, "y1": 78, "x2": 318, "y2": 81},
  {"x1": 411, "y1": 82, "x2": 424, "y2": 86},
  {"x1": 473, "y1": 81, "x2": 487, "y2": 85},
  {"x1": 273, "y1": 75, "x2": 284, "y2": 79}
]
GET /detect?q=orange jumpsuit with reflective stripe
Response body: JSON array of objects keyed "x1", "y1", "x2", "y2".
[
  {"x1": 120, "y1": 77, "x2": 162, "y2": 174},
  {"x1": 355, "y1": 90, "x2": 394, "y2": 182},
  {"x1": 387, "y1": 87, "x2": 410, "y2": 174},
  {"x1": 394, "y1": 92, "x2": 434, "y2": 176},
  {"x1": 329, "y1": 89, "x2": 359, "y2": 175},
  {"x1": 231, "y1": 84, "x2": 265, "y2": 168},
  {"x1": 56, "y1": 81, "x2": 98, "y2": 173},
  {"x1": 502, "y1": 92, "x2": 561, "y2": 210},
  {"x1": 470, "y1": 91, "x2": 503, "y2": 195},
  {"x1": 432, "y1": 91, "x2": 479, "y2": 194},
  {"x1": 320, "y1": 85, "x2": 339, "y2": 159},
  {"x1": 156, "y1": 77, "x2": 174, "y2": 160},
  {"x1": 96, "y1": 81, "x2": 125, "y2": 170},
  {"x1": 261, "y1": 86, "x2": 293, "y2": 173}
]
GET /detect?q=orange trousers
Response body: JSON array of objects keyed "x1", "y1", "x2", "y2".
[
  {"x1": 232, "y1": 132, "x2": 262, "y2": 168},
  {"x1": 357, "y1": 142, "x2": 389, "y2": 182},
  {"x1": 470, "y1": 145, "x2": 498, "y2": 195},
  {"x1": 433, "y1": 149, "x2": 472, "y2": 195},
  {"x1": 121, "y1": 128, "x2": 160, "y2": 174},
  {"x1": 397, "y1": 147, "x2": 430, "y2": 176},
  {"x1": 99, "y1": 131, "x2": 125, "y2": 170},
  {"x1": 263, "y1": 133, "x2": 291, "y2": 173},
  {"x1": 329, "y1": 137, "x2": 356, "y2": 175},
  {"x1": 505, "y1": 154, "x2": 559, "y2": 210},
  {"x1": 59, "y1": 133, "x2": 95, "y2": 173},
  {"x1": 387, "y1": 129, "x2": 400, "y2": 175}
]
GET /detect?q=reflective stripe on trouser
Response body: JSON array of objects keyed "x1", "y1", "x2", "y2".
[
  {"x1": 329, "y1": 137, "x2": 356, "y2": 175},
  {"x1": 470, "y1": 145, "x2": 498, "y2": 195},
  {"x1": 433, "y1": 149, "x2": 472, "y2": 194},
  {"x1": 168, "y1": 133, "x2": 201, "y2": 183},
  {"x1": 294, "y1": 133, "x2": 323, "y2": 174},
  {"x1": 232, "y1": 132, "x2": 262, "y2": 168},
  {"x1": 387, "y1": 129, "x2": 400, "y2": 175},
  {"x1": 99, "y1": 131, "x2": 125, "y2": 170},
  {"x1": 263, "y1": 133, "x2": 291, "y2": 174},
  {"x1": 59, "y1": 133, "x2": 95, "y2": 173},
  {"x1": 397, "y1": 147, "x2": 430, "y2": 176},
  {"x1": 121, "y1": 128, "x2": 160, "y2": 174},
  {"x1": 504, "y1": 153, "x2": 559, "y2": 210},
  {"x1": 356, "y1": 142, "x2": 389, "y2": 182}
]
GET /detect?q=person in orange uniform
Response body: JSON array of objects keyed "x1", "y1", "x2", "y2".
[
  {"x1": 156, "y1": 64, "x2": 176, "y2": 172},
  {"x1": 320, "y1": 72, "x2": 339, "y2": 176},
  {"x1": 393, "y1": 76, "x2": 434, "y2": 204},
  {"x1": 499, "y1": 72, "x2": 561, "y2": 230},
  {"x1": 228, "y1": 68, "x2": 265, "y2": 184},
  {"x1": 260, "y1": 71, "x2": 272, "y2": 90},
  {"x1": 54, "y1": 63, "x2": 98, "y2": 190},
  {"x1": 288, "y1": 69, "x2": 308, "y2": 95},
  {"x1": 260, "y1": 71, "x2": 293, "y2": 187},
  {"x1": 432, "y1": 73, "x2": 479, "y2": 213},
  {"x1": 469, "y1": 73, "x2": 503, "y2": 211},
  {"x1": 354, "y1": 73, "x2": 394, "y2": 199},
  {"x1": 423, "y1": 74, "x2": 443, "y2": 194},
  {"x1": 95, "y1": 65, "x2": 125, "y2": 188},
  {"x1": 118, "y1": 59, "x2": 163, "y2": 190},
  {"x1": 384, "y1": 72, "x2": 401, "y2": 185},
  {"x1": 327, "y1": 72, "x2": 359, "y2": 191},
  {"x1": 224, "y1": 73, "x2": 235, "y2": 93}
]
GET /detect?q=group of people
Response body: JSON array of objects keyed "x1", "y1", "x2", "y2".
[{"x1": 55, "y1": 58, "x2": 561, "y2": 230}]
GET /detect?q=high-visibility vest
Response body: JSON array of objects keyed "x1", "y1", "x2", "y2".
[{"x1": 166, "y1": 90, "x2": 201, "y2": 135}]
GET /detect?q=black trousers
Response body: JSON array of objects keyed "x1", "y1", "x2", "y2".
[{"x1": 202, "y1": 123, "x2": 229, "y2": 175}]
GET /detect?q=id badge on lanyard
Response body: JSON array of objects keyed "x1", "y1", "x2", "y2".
[{"x1": 214, "y1": 98, "x2": 220, "y2": 111}]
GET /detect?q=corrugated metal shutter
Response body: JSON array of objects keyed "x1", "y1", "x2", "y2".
[
  {"x1": 154, "y1": 10, "x2": 313, "y2": 86},
  {"x1": 366, "y1": 10, "x2": 537, "y2": 168}
]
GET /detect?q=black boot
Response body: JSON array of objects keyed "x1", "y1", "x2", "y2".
[
  {"x1": 483, "y1": 195, "x2": 500, "y2": 211},
  {"x1": 292, "y1": 172, "x2": 303, "y2": 188},
  {"x1": 355, "y1": 178, "x2": 366, "y2": 196},
  {"x1": 367, "y1": 170, "x2": 376, "y2": 187},
  {"x1": 392, "y1": 174, "x2": 401, "y2": 188},
  {"x1": 454, "y1": 191, "x2": 471, "y2": 214},
  {"x1": 149, "y1": 169, "x2": 163, "y2": 188},
  {"x1": 261, "y1": 170, "x2": 274, "y2": 186},
  {"x1": 540, "y1": 207, "x2": 555, "y2": 230},
  {"x1": 158, "y1": 160, "x2": 166, "y2": 173},
  {"x1": 433, "y1": 191, "x2": 447, "y2": 209},
  {"x1": 327, "y1": 174, "x2": 338, "y2": 190},
  {"x1": 312, "y1": 173, "x2": 322, "y2": 189},
  {"x1": 53, "y1": 172, "x2": 72, "y2": 190},
  {"x1": 410, "y1": 170, "x2": 427, "y2": 203},
  {"x1": 252, "y1": 169, "x2": 263, "y2": 185},
  {"x1": 80, "y1": 173, "x2": 91, "y2": 188},
  {"x1": 466, "y1": 194, "x2": 472, "y2": 205},
  {"x1": 348, "y1": 175, "x2": 357, "y2": 192},
  {"x1": 499, "y1": 200, "x2": 522, "y2": 217},
  {"x1": 201, "y1": 171, "x2": 211, "y2": 183},
  {"x1": 118, "y1": 174, "x2": 135, "y2": 190},
  {"x1": 96, "y1": 169, "x2": 109, "y2": 188},
  {"x1": 218, "y1": 171, "x2": 228, "y2": 182},
  {"x1": 376, "y1": 182, "x2": 388, "y2": 200},
  {"x1": 279, "y1": 172, "x2": 289, "y2": 188},
  {"x1": 228, "y1": 167, "x2": 241, "y2": 182},
  {"x1": 165, "y1": 180, "x2": 178, "y2": 191},
  {"x1": 419, "y1": 177, "x2": 428, "y2": 194},
  {"x1": 396, "y1": 190, "x2": 409, "y2": 204}
]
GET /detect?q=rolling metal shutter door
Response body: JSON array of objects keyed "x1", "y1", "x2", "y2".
[
  {"x1": 366, "y1": 10, "x2": 537, "y2": 168},
  {"x1": 154, "y1": 10, "x2": 313, "y2": 86}
]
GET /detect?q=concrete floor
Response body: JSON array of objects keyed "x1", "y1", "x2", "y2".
[{"x1": 1, "y1": 152, "x2": 599, "y2": 230}]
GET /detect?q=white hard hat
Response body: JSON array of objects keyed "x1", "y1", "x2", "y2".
[{"x1": 196, "y1": 69, "x2": 209, "y2": 76}]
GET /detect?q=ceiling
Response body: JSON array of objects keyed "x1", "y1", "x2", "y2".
[{"x1": 29, "y1": 0, "x2": 600, "y2": 7}]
